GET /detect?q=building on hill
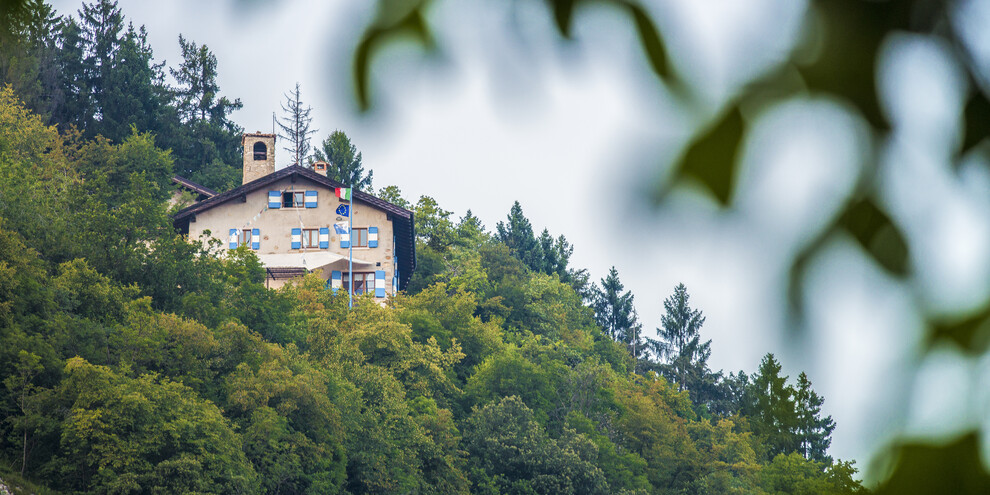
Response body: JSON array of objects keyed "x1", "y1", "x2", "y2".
[{"x1": 171, "y1": 132, "x2": 415, "y2": 295}]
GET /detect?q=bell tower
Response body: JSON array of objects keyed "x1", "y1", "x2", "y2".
[{"x1": 242, "y1": 133, "x2": 276, "y2": 184}]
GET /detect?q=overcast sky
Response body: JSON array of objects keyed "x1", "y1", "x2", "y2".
[{"x1": 49, "y1": 0, "x2": 990, "y2": 475}]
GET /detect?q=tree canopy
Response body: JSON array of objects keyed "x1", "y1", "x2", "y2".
[
  {"x1": 0, "y1": 82, "x2": 863, "y2": 493},
  {"x1": 0, "y1": 1, "x2": 877, "y2": 492},
  {"x1": 314, "y1": 129, "x2": 373, "y2": 190}
]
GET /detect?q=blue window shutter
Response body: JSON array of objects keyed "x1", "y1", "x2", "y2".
[
  {"x1": 251, "y1": 228, "x2": 260, "y2": 250},
  {"x1": 291, "y1": 228, "x2": 301, "y2": 249},
  {"x1": 229, "y1": 228, "x2": 238, "y2": 249},
  {"x1": 375, "y1": 270, "x2": 386, "y2": 298},
  {"x1": 268, "y1": 191, "x2": 281, "y2": 208},
  {"x1": 340, "y1": 229, "x2": 350, "y2": 249},
  {"x1": 305, "y1": 190, "x2": 318, "y2": 208},
  {"x1": 330, "y1": 270, "x2": 342, "y2": 294},
  {"x1": 319, "y1": 227, "x2": 329, "y2": 249},
  {"x1": 368, "y1": 226, "x2": 379, "y2": 248}
]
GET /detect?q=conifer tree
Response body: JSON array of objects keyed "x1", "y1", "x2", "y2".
[
  {"x1": 78, "y1": 0, "x2": 123, "y2": 135},
  {"x1": 98, "y1": 23, "x2": 169, "y2": 141},
  {"x1": 455, "y1": 210, "x2": 488, "y2": 248},
  {"x1": 747, "y1": 353, "x2": 800, "y2": 459},
  {"x1": 494, "y1": 202, "x2": 587, "y2": 294},
  {"x1": 171, "y1": 35, "x2": 241, "y2": 125},
  {"x1": 591, "y1": 267, "x2": 639, "y2": 345},
  {"x1": 168, "y1": 34, "x2": 242, "y2": 189},
  {"x1": 52, "y1": 17, "x2": 91, "y2": 130},
  {"x1": 795, "y1": 371, "x2": 835, "y2": 463},
  {"x1": 313, "y1": 129, "x2": 372, "y2": 189},
  {"x1": 647, "y1": 284, "x2": 721, "y2": 409},
  {"x1": 496, "y1": 201, "x2": 541, "y2": 271},
  {"x1": 277, "y1": 82, "x2": 316, "y2": 166}
]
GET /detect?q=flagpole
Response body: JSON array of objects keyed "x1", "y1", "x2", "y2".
[{"x1": 348, "y1": 178, "x2": 354, "y2": 309}]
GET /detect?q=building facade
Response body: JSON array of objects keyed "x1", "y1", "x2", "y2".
[{"x1": 171, "y1": 133, "x2": 415, "y2": 296}]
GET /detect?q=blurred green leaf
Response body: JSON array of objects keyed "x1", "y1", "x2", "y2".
[
  {"x1": 661, "y1": 105, "x2": 744, "y2": 206},
  {"x1": 801, "y1": 0, "x2": 913, "y2": 129},
  {"x1": 787, "y1": 227, "x2": 830, "y2": 329},
  {"x1": 552, "y1": 0, "x2": 672, "y2": 83},
  {"x1": 786, "y1": 196, "x2": 908, "y2": 330},
  {"x1": 962, "y1": 92, "x2": 990, "y2": 155},
  {"x1": 930, "y1": 306, "x2": 990, "y2": 355},
  {"x1": 875, "y1": 433, "x2": 990, "y2": 494},
  {"x1": 548, "y1": 0, "x2": 577, "y2": 38},
  {"x1": 623, "y1": 1, "x2": 669, "y2": 82},
  {"x1": 838, "y1": 197, "x2": 909, "y2": 276},
  {"x1": 353, "y1": 0, "x2": 434, "y2": 111}
]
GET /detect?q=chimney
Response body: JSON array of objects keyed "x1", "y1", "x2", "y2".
[
  {"x1": 312, "y1": 160, "x2": 329, "y2": 177},
  {"x1": 242, "y1": 132, "x2": 276, "y2": 184}
]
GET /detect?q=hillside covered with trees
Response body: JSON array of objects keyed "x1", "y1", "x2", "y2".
[{"x1": 0, "y1": 1, "x2": 867, "y2": 493}]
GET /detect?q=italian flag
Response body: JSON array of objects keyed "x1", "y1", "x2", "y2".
[{"x1": 336, "y1": 187, "x2": 352, "y2": 200}]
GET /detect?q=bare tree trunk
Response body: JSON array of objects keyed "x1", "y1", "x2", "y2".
[{"x1": 21, "y1": 429, "x2": 28, "y2": 476}]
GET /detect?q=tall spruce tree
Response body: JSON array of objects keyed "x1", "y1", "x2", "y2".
[
  {"x1": 746, "y1": 353, "x2": 801, "y2": 460},
  {"x1": 277, "y1": 82, "x2": 316, "y2": 166},
  {"x1": 591, "y1": 267, "x2": 639, "y2": 345},
  {"x1": 455, "y1": 210, "x2": 488, "y2": 248},
  {"x1": 496, "y1": 201, "x2": 541, "y2": 271},
  {"x1": 313, "y1": 130, "x2": 372, "y2": 189},
  {"x1": 795, "y1": 371, "x2": 835, "y2": 463},
  {"x1": 78, "y1": 0, "x2": 123, "y2": 136},
  {"x1": 168, "y1": 34, "x2": 243, "y2": 190},
  {"x1": 495, "y1": 202, "x2": 586, "y2": 295},
  {"x1": 98, "y1": 23, "x2": 169, "y2": 142},
  {"x1": 647, "y1": 284, "x2": 722, "y2": 409},
  {"x1": 171, "y1": 35, "x2": 241, "y2": 125},
  {"x1": 536, "y1": 228, "x2": 577, "y2": 282},
  {"x1": 52, "y1": 17, "x2": 91, "y2": 130}
]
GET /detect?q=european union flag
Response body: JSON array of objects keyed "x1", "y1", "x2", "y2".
[{"x1": 335, "y1": 204, "x2": 350, "y2": 217}]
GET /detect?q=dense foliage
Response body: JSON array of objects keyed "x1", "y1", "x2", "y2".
[
  {"x1": 1, "y1": 0, "x2": 243, "y2": 192},
  {"x1": 0, "y1": 1, "x2": 868, "y2": 492},
  {"x1": 0, "y1": 90, "x2": 864, "y2": 493}
]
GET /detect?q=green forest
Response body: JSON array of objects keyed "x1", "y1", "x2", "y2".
[{"x1": 0, "y1": 1, "x2": 873, "y2": 493}]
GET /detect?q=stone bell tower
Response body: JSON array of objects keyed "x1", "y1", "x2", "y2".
[{"x1": 242, "y1": 133, "x2": 276, "y2": 184}]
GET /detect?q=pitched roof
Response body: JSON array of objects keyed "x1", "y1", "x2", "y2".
[
  {"x1": 171, "y1": 176, "x2": 218, "y2": 198},
  {"x1": 170, "y1": 165, "x2": 416, "y2": 289}
]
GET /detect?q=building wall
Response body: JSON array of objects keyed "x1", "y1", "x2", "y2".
[{"x1": 187, "y1": 176, "x2": 397, "y2": 292}]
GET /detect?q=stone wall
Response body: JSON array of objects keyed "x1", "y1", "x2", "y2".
[{"x1": 241, "y1": 133, "x2": 276, "y2": 184}]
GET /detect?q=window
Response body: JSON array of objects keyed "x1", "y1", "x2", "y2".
[
  {"x1": 239, "y1": 229, "x2": 252, "y2": 246},
  {"x1": 351, "y1": 227, "x2": 368, "y2": 247},
  {"x1": 253, "y1": 142, "x2": 267, "y2": 160},
  {"x1": 282, "y1": 191, "x2": 304, "y2": 208},
  {"x1": 342, "y1": 272, "x2": 376, "y2": 294},
  {"x1": 302, "y1": 228, "x2": 320, "y2": 248}
]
